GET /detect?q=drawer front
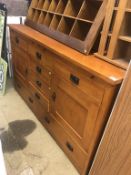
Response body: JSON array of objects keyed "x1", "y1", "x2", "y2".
[
  {"x1": 29, "y1": 83, "x2": 50, "y2": 113},
  {"x1": 13, "y1": 47, "x2": 29, "y2": 79},
  {"x1": 51, "y1": 77, "x2": 100, "y2": 152},
  {"x1": 55, "y1": 60, "x2": 104, "y2": 104},
  {"x1": 10, "y1": 30, "x2": 28, "y2": 51},
  {"x1": 30, "y1": 60, "x2": 52, "y2": 85},
  {"x1": 14, "y1": 74, "x2": 49, "y2": 122},
  {"x1": 14, "y1": 73, "x2": 30, "y2": 102},
  {"x1": 29, "y1": 73, "x2": 50, "y2": 99},
  {"x1": 29, "y1": 43, "x2": 52, "y2": 68},
  {"x1": 42, "y1": 114, "x2": 88, "y2": 174}
]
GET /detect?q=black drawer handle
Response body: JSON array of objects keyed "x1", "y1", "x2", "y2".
[
  {"x1": 36, "y1": 80, "x2": 42, "y2": 87},
  {"x1": 44, "y1": 116, "x2": 50, "y2": 124},
  {"x1": 66, "y1": 142, "x2": 74, "y2": 152},
  {"x1": 25, "y1": 68, "x2": 28, "y2": 75},
  {"x1": 28, "y1": 97, "x2": 33, "y2": 103},
  {"x1": 36, "y1": 52, "x2": 42, "y2": 60},
  {"x1": 35, "y1": 93, "x2": 40, "y2": 100},
  {"x1": 70, "y1": 74, "x2": 79, "y2": 85},
  {"x1": 15, "y1": 37, "x2": 19, "y2": 44},
  {"x1": 36, "y1": 66, "x2": 42, "y2": 74},
  {"x1": 52, "y1": 92, "x2": 56, "y2": 102}
]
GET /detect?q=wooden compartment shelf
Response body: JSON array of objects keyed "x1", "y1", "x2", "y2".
[
  {"x1": 114, "y1": 40, "x2": 131, "y2": 61},
  {"x1": 26, "y1": 0, "x2": 107, "y2": 54},
  {"x1": 78, "y1": 0, "x2": 102, "y2": 21},
  {"x1": 58, "y1": 17, "x2": 75, "y2": 35},
  {"x1": 70, "y1": 20, "x2": 91, "y2": 41},
  {"x1": 120, "y1": 12, "x2": 131, "y2": 37},
  {"x1": 50, "y1": 14, "x2": 61, "y2": 30},
  {"x1": 95, "y1": 0, "x2": 131, "y2": 70},
  {"x1": 64, "y1": 0, "x2": 83, "y2": 17},
  {"x1": 43, "y1": 0, "x2": 52, "y2": 10},
  {"x1": 44, "y1": 13, "x2": 54, "y2": 26},
  {"x1": 55, "y1": 0, "x2": 68, "y2": 14}
]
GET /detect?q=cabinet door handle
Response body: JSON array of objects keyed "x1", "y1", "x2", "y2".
[
  {"x1": 36, "y1": 80, "x2": 42, "y2": 87},
  {"x1": 36, "y1": 52, "x2": 42, "y2": 60},
  {"x1": 66, "y1": 142, "x2": 74, "y2": 152},
  {"x1": 25, "y1": 68, "x2": 28, "y2": 75},
  {"x1": 70, "y1": 74, "x2": 79, "y2": 85},
  {"x1": 28, "y1": 97, "x2": 33, "y2": 103},
  {"x1": 44, "y1": 116, "x2": 50, "y2": 124},
  {"x1": 15, "y1": 37, "x2": 19, "y2": 44},
  {"x1": 35, "y1": 93, "x2": 40, "y2": 100},
  {"x1": 36, "y1": 66, "x2": 42, "y2": 74},
  {"x1": 52, "y1": 92, "x2": 56, "y2": 102}
]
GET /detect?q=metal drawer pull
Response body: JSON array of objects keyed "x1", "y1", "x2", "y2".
[
  {"x1": 66, "y1": 142, "x2": 74, "y2": 152},
  {"x1": 28, "y1": 97, "x2": 33, "y2": 103},
  {"x1": 36, "y1": 66, "x2": 42, "y2": 74},
  {"x1": 36, "y1": 52, "x2": 42, "y2": 60},
  {"x1": 44, "y1": 116, "x2": 50, "y2": 124},
  {"x1": 15, "y1": 37, "x2": 19, "y2": 44},
  {"x1": 52, "y1": 92, "x2": 56, "y2": 102},
  {"x1": 70, "y1": 74, "x2": 79, "y2": 85},
  {"x1": 35, "y1": 93, "x2": 40, "y2": 100},
  {"x1": 36, "y1": 80, "x2": 42, "y2": 87}
]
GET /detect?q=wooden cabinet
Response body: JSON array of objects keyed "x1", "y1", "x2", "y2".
[{"x1": 9, "y1": 25, "x2": 125, "y2": 175}]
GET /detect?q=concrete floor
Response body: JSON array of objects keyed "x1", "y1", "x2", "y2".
[{"x1": 0, "y1": 79, "x2": 79, "y2": 175}]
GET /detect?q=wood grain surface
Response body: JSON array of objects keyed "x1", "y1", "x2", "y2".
[
  {"x1": 89, "y1": 62, "x2": 131, "y2": 175},
  {"x1": 9, "y1": 24, "x2": 126, "y2": 85}
]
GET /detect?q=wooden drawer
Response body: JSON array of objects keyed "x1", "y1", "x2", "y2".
[
  {"x1": 55, "y1": 60, "x2": 104, "y2": 104},
  {"x1": 29, "y1": 83, "x2": 50, "y2": 113},
  {"x1": 13, "y1": 47, "x2": 29, "y2": 80},
  {"x1": 10, "y1": 30, "x2": 28, "y2": 52},
  {"x1": 29, "y1": 72, "x2": 50, "y2": 99},
  {"x1": 14, "y1": 73, "x2": 31, "y2": 102},
  {"x1": 27, "y1": 84, "x2": 49, "y2": 121},
  {"x1": 29, "y1": 42, "x2": 53, "y2": 69},
  {"x1": 30, "y1": 60, "x2": 52, "y2": 85},
  {"x1": 42, "y1": 114, "x2": 88, "y2": 174}
]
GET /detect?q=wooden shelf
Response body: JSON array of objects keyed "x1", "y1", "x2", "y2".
[
  {"x1": 26, "y1": 0, "x2": 106, "y2": 54},
  {"x1": 119, "y1": 35, "x2": 131, "y2": 42},
  {"x1": 96, "y1": 0, "x2": 131, "y2": 70}
]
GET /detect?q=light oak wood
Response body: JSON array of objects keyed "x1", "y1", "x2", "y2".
[
  {"x1": 89, "y1": 61, "x2": 131, "y2": 175},
  {"x1": 9, "y1": 25, "x2": 125, "y2": 85},
  {"x1": 9, "y1": 25, "x2": 126, "y2": 175}
]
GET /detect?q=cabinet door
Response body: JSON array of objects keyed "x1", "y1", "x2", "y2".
[
  {"x1": 50, "y1": 76, "x2": 100, "y2": 152},
  {"x1": 12, "y1": 47, "x2": 29, "y2": 80}
]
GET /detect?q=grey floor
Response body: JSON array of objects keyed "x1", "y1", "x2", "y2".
[{"x1": 0, "y1": 79, "x2": 79, "y2": 175}]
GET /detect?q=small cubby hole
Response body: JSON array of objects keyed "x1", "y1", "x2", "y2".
[
  {"x1": 55, "y1": 0, "x2": 68, "y2": 14},
  {"x1": 57, "y1": 17, "x2": 75, "y2": 35},
  {"x1": 50, "y1": 15, "x2": 62, "y2": 30},
  {"x1": 78, "y1": 0, "x2": 102, "y2": 21},
  {"x1": 120, "y1": 12, "x2": 131, "y2": 37},
  {"x1": 33, "y1": 10, "x2": 41, "y2": 22},
  {"x1": 114, "y1": 40, "x2": 131, "y2": 61},
  {"x1": 43, "y1": 0, "x2": 52, "y2": 10},
  {"x1": 38, "y1": 12, "x2": 47, "y2": 24},
  {"x1": 64, "y1": 0, "x2": 83, "y2": 17},
  {"x1": 43, "y1": 13, "x2": 54, "y2": 26},
  {"x1": 70, "y1": 20, "x2": 91, "y2": 41},
  {"x1": 37, "y1": 0, "x2": 45, "y2": 9},
  {"x1": 48, "y1": 0, "x2": 59, "y2": 12}
]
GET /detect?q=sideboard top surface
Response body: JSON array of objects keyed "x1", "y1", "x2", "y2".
[{"x1": 9, "y1": 24, "x2": 126, "y2": 85}]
